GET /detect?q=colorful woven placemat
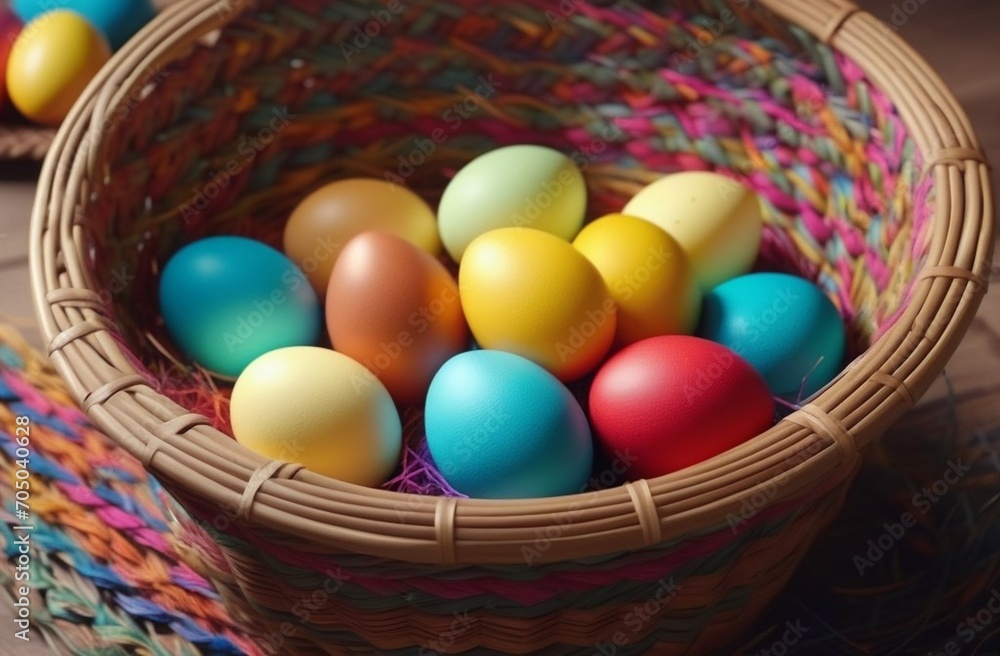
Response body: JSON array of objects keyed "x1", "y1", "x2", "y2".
[
  {"x1": 0, "y1": 325, "x2": 261, "y2": 655},
  {"x1": 1, "y1": 317, "x2": 999, "y2": 655}
]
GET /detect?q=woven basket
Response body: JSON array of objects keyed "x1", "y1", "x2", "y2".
[{"x1": 30, "y1": 0, "x2": 993, "y2": 653}]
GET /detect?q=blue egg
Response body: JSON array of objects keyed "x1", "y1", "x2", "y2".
[
  {"x1": 425, "y1": 350, "x2": 593, "y2": 499},
  {"x1": 159, "y1": 237, "x2": 321, "y2": 378},
  {"x1": 698, "y1": 273, "x2": 846, "y2": 399},
  {"x1": 13, "y1": 0, "x2": 155, "y2": 49}
]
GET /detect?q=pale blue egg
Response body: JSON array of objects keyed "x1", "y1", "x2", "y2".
[
  {"x1": 698, "y1": 273, "x2": 846, "y2": 399},
  {"x1": 12, "y1": 0, "x2": 155, "y2": 49},
  {"x1": 425, "y1": 350, "x2": 593, "y2": 499},
  {"x1": 159, "y1": 237, "x2": 321, "y2": 378}
]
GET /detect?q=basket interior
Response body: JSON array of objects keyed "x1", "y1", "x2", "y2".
[{"x1": 81, "y1": 0, "x2": 932, "y2": 492}]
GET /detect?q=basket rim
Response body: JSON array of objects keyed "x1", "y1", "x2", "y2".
[{"x1": 29, "y1": 0, "x2": 994, "y2": 566}]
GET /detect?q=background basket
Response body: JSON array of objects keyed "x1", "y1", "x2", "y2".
[
  {"x1": 30, "y1": 0, "x2": 993, "y2": 653},
  {"x1": 0, "y1": 125, "x2": 55, "y2": 160}
]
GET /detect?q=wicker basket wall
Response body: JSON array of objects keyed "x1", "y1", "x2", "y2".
[{"x1": 30, "y1": 0, "x2": 993, "y2": 653}]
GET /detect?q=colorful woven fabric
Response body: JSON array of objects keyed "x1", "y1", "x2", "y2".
[{"x1": 0, "y1": 325, "x2": 259, "y2": 656}]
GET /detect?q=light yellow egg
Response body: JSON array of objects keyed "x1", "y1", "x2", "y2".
[
  {"x1": 283, "y1": 179, "x2": 441, "y2": 298},
  {"x1": 7, "y1": 10, "x2": 111, "y2": 126},
  {"x1": 623, "y1": 172, "x2": 763, "y2": 289},
  {"x1": 459, "y1": 227, "x2": 615, "y2": 382},
  {"x1": 573, "y1": 214, "x2": 701, "y2": 345},
  {"x1": 231, "y1": 347, "x2": 402, "y2": 487}
]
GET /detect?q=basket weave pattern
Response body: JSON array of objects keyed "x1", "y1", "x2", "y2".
[{"x1": 30, "y1": 0, "x2": 992, "y2": 653}]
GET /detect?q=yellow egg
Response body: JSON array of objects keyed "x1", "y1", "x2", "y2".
[
  {"x1": 7, "y1": 10, "x2": 111, "y2": 126},
  {"x1": 573, "y1": 214, "x2": 701, "y2": 345},
  {"x1": 283, "y1": 179, "x2": 441, "y2": 298},
  {"x1": 231, "y1": 347, "x2": 402, "y2": 487},
  {"x1": 459, "y1": 227, "x2": 616, "y2": 382},
  {"x1": 623, "y1": 172, "x2": 763, "y2": 289}
]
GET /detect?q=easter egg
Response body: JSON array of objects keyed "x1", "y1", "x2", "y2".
[
  {"x1": 6, "y1": 10, "x2": 110, "y2": 126},
  {"x1": 438, "y1": 145, "x2": 586, "y2": 262},
  {"x1": 283, "y1": 178, "x2": 441, "y2": 297},
  {"x1": 12, "y1": 0, "x2": 155, "y2": 49},
  {"x1": 425, "y1": 350, "x2": 593, "y2": 498},
  {"x1": 0, "y1": 8, "x2": 23, "y2": 110},
  {"x1": 589, "y1": 336, "x2": 774, "y2": 479},
  {"x1": 231, "y1": 347, "x2": 402, "y2": 487},
  {"x1": 460, "y1": 227, "x2": 616, "y2": 382},
  {"x1": 159, "y1": 237, "x2": 322, "y2": 378},
  {"x1": 698, "y1": 273, "x2": 846, "y2": 399},
  {"x1": 623, "y1": 172, "x2": 763, "y2": 289},
  {"x1": 573, "y1": 214, "x2": 701, "y2": 345},
  {"x1": 326, "y1": 231, "x2": 469, "y2": 405}
]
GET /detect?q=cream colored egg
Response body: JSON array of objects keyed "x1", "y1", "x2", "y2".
[
  {"x1": 231, "y1": 347, "x2": 402, "y2": 487},
  {"x1": 623, "y1": 172, "x2": 763, "y2": 289}
]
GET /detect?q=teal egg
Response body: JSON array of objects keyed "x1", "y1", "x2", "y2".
[
  {"x1": 12, "y1": 0, "x2": 155, "y2": 49},
  {"x1": 159, "y1": 237, "x2": 321, "y2": 378},
  {"x1": 424, "y1": 350, "x2": 593, "y2": 499},
  {"x1": 698, "y1": 273, "x2": 846, "y2": 399}
]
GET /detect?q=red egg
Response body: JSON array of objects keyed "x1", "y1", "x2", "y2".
[
  {"x1": 589, "y1": 335, "x2": 774, "y2": 479},
  {"x1": 0, "y1": 8, "x2": 23, "y2": 110}
]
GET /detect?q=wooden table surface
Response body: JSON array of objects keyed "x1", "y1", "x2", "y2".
[{"x1": 0, "y1": 1, "x2": 997, "y2": 654}]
